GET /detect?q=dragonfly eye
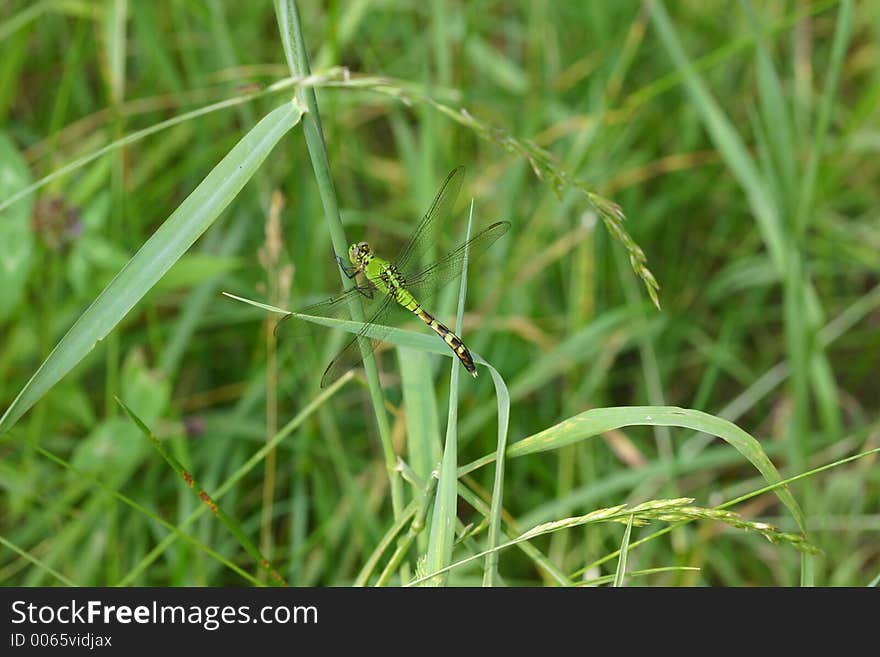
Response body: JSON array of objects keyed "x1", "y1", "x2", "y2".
[{"x1": 348, "y1": 242, "x2": 371, "y2": 265}]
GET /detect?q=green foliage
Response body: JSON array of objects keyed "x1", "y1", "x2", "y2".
[
  {"x1": 0, "y1": 133, "x2": 33, "y2": 320},
  {"x1": 0, "y1": 0, "x2": 877, "y2": 587}
]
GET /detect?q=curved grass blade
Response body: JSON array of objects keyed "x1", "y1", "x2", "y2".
[
  {"x1": 497, "y1": 406, "x2": 806, "y2": 534},
  {"x1": 272, "y1": 285, "x2": 397, "y2": 388},
  {"x1": 319, "y1": 293, "x2": 399, "y2": 388},
  {"x1": 272, "y1": 282, "x2": 381, "y2": 387},
  {"x1": 0, "y1": 101, "x2": 303, "y2": 434},
  {"x1": 395, "y1": 165, "x2": 465, "y2": 275},
  {"x1": 272, "y1": 281, "x2": 378, "y2": 340},
  {"x1": 227, "y1": 293, "x2": 502, "y2": 374}
]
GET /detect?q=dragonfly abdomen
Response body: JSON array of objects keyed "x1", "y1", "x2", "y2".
[{"x1": 412, "y1": 306, "x2": 477, "y2": 377}]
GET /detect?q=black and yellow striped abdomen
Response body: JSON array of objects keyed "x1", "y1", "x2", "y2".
[
  {"x1": 414, "y1": 307, "x2": 477, "y2": 377},
  {"x1": 362, "y1": 255, "x2": 478, "y2": 377}
]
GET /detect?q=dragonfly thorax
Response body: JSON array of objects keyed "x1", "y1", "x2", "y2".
[
  {"x1": 283, "y1": 166, "x2": 509, "y2": 389},
  {"x1": 348, "y1": 241, "x2": 373, "y2": 269}
]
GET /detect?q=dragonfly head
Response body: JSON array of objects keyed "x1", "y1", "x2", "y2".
[{"x1": 349, "y1": 241, "x2": 372, "y2": 267}]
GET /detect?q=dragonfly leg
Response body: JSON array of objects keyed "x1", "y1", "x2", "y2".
[
  {"x1": 357, "y1": 286, "x2": 374, "y2": 299},
  {"x1": 335, "y1": 253, "x2": 359, "y2": 279}
]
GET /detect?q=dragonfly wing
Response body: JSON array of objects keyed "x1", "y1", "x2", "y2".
[
  {"x1": 319, "y1": 292, "x2": 401, "y2": 388},
  {"x1": 273, "y1": 282, "x2": 378, "y2": 340},
  {"x1": 394, "y1": 166, "x2": 465, "y2": 275},
  {"x1": 405, "y1": 220, "x2": 511, "y2": 294}
]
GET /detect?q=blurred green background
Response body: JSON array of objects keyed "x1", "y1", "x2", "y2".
[{"x1": 0, "y1": 0, "x2": 877, "y2": 586}]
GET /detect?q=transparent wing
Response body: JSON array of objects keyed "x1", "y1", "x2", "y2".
[
  {"x1": 317, "y1": 221, "x2": 511, "y2": 387},
  {"x1": 275, "y1": 281, "x2": 403, "y2": 388},
  {"x1": 405, "y1": 221, "x2": 511, "y2": 294},
  {"x1": 394, "y1": 166, "x2": 465, "y2": 276},
  {"x1": 276, "y1": 169, "x2": 508, "y2": 388},
  {"x1": 319, "y1": 293, "x2": 402, "y2": 388},
  {"x1": 273, "y1": 281, "x2": 379, "y2": 341}
]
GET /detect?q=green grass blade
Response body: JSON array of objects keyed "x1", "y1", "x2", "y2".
[
  {"x1": 118, "y1": 370, "x2": 353, "y2": 586},
  {"x1": 649, "y1": 0, "x2": 785, "y2": 272},
  {"x1": 0, "y1": 534, "x2": 76, "y2": 586},
  {"x1": 0, "y1": 133, "x2": 34, "y2": 321},
  {"x1": 102, "y1": 0, "x2": 127, "y2": 107},
  {"x1": 581, "y1": 567, "x2": 701, "y2": 587},
  {"x1": 423, "y1": 203, "x2": 473, "y2": 586},
  {"x1": 424, "y1": 378, "x2": 460, "y2": 585},
  {"x1": 613, "y1": 514, "x2": 634, "y2": 587},
  {"x1": 399, "y1": 346, "x2": 441, "y2": 488},
  {"x1": 481, "y1": 364, "x2": 511, "y2": 586},
  {"x1": 0, "y1": 101, "x2": 303, "y2": 434},
  {"x1": 464, "y1": 37, "x2": 528, "y2": 95},
  {"x1": 457, "y1": 481, "x2": 570, "y2": 586},
  {"x1": 116, "y1": 397, "x2": 286, "y2": 585},
  {"x1": 505, "y1": 406, "x2": 806, "y2": 534},
  {"x1": 0, "y1": 80, "x2": 302, "y2": 216},
  {"x1": 274, "y1": 0, "x2": 403, "y2": 521},
  {"x1": 353, "y1": 499, "x2": 420, "y2": 587},
  {"x1": 741, "y1": 0, "x2": 797, "y2": 214},
  {"x1": 224, "y1": 292, "x2": 504, "y2": 374},
  {"x1": 0, "y1": 0, "x2": 53, "y2": 44},
  {"x1": 795, "y1": 0, "x2": 853, "y2": 234},
  {"x1": 34, "y1": 444, "x2": 261, "y2": 586},
  {"x1": 458, "y1": 306, "x2": 641, "y2": 440}
]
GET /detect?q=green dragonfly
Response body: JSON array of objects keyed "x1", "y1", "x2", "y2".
[{"x1": 280, "y1": 166, "x2": 510, "y2": 388}]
